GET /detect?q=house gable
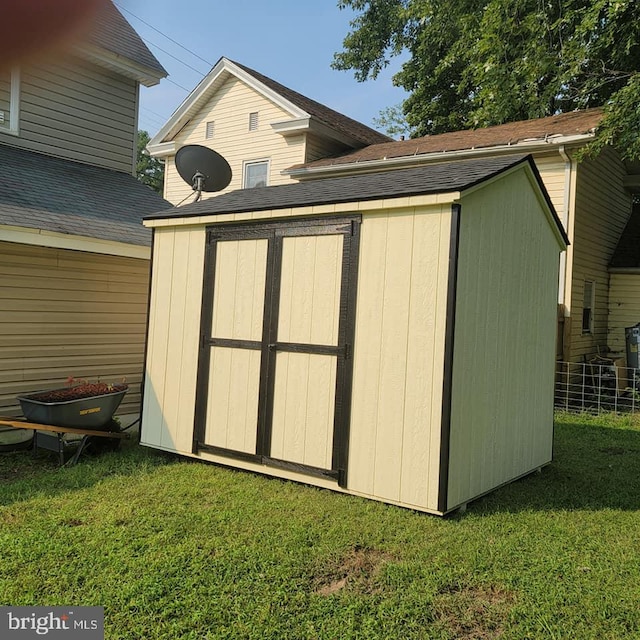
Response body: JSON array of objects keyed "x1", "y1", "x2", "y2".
[{"x1": 149, "y1": 57, "x2": 390, "y2": 205}]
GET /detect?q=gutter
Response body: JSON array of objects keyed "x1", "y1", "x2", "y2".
[{"x1": 284, "y1": 134, "x2": 595, "y2": 180}]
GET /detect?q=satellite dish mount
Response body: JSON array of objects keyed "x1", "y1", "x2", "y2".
[{"x1": 175, "y1": 145, "x2": 233, "y2": 205}]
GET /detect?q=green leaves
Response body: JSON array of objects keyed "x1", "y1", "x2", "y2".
[
  {"x1": 336, "y1": 0, "x2": 640, "y2": 157},
  {"x1": 136, "y1": 130, "x2": 164, "y2": 194}
]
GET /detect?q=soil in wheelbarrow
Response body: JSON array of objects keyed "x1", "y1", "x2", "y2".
[{"x1": 28, "y1": 383, "x2": 128, "y2": 403}]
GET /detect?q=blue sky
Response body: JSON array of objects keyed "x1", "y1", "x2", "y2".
[{"x1": 115, "y1": 0, "x2": 408, "y2": 137}]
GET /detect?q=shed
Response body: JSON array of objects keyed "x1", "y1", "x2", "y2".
[{"x1": 141, "y1": 154, "x2": 567, "y2": 515}]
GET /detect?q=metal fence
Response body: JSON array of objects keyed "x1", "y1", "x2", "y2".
[{"x1": 555, "y1": 360, "x2": 640, "y2": 414}]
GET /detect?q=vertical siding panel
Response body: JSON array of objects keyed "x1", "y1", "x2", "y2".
[
  {"x1": 447, "y1": 169, "x2": 559, "y2": 509},
  {"x1": 372, "y1": 211, "x2": 414, "y2": 502},
  {"x1": 141, "y1": 231, "x2": 174, "y2": 447},
  {"x1": 349, "y1": 215, "x2": 389, "y2": 496},
  {"x1": 159, "y1": 229, "x2": 191, "y2": 450},
  {"x1": 173, "y1": 229, "x2": 206, "y2": 452},
  {"x1": 399, "y1": 210, "x2": 447, "y2": 507}
]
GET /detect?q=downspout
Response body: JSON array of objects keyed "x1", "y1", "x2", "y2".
[{"x1": 558, "y1": 145, "x2": 576, "y2": 362}]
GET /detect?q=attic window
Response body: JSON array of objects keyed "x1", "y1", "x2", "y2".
[
  {"x1": 0, "y1": 67, "x2": 20, "y2": 135},
  {"x1": 243, "y1": 160, "x2": 268, "y2": 188},
  {"x1": 249, "y1": 112, "x2": 259, "y2": 132},
  {"x1": 205, "y1": 121, "x2": 215, "y2": 139}
]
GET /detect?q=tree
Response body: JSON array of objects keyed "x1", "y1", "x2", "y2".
[
  {"x1": 136, "y1": 130, "x2": 164, "y2": 194},
  {"x1": 333, "y1": 0, "x2": 640, "y2": 160}
]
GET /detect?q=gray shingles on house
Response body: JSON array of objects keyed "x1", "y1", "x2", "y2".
[
  {"x1": 146, "y1": 154, "x2": 563, "y2": 235},
  {"x1": 85, "y1": 1, "x2": 167, "y2": 81},
  {"x1": 0, "y1": 145, "x2": 171, "y2": 246}
]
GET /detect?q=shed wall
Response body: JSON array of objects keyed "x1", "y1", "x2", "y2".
[
  {"x1": 0, "y1": 241, "x2": 149, "y2": 416},
  {"x1": 348, "y1": 205, "x2": 451, "y2": 511},
  {"x1": 1, "y1": 55, "x2": 137, "y2": 173},
  {"x1": 447, "y1": 169, "x2": 560, "y2": 509}
]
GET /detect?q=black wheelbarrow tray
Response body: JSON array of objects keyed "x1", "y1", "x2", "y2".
[{"x1": 1, "y1": 386, "x2": 130, "y2": 465}]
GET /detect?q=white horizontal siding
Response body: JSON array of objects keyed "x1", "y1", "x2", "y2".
[
  {"x1": 164, "y1": 75, "x2": 304, "y2": 204},
  {"x1": 0, "y1": 241, "x2": 149, "y2": 417},
  {"x1": 1, "y1": 54, "x2": 137, "y2": 173}
]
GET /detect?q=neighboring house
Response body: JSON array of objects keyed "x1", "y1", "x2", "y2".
[
  {"x1": 0, "y1": 1, "x2": 171, "y2": 418},
  {"x1": 284, "y1": 109, "x2": 640, "y2": 365},
  {"x1": 149, "y1": 55, "x2": 640, "y2": 368},
  {"x1": 147, "y1": 56, "x2": 390, "y2": 204}
]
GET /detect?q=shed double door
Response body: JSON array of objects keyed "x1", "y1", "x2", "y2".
[{"x1": 194, "y1": 216, "x2": 360, "y2": 486}]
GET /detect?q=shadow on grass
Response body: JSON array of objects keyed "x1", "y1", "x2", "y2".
[
  {"x1": 470, "y1": 417, "x2": 640, "y2": 514},
  {"x1": 0, "y1": 440, "x2": 177, "y2": 508},
  {"x1": 3, "y1": 415, "x2": 640, "y2": 515}
]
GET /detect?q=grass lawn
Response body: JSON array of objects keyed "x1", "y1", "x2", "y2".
[{"x1": 1, "y1": 413, "x2": 640, "y2": 639}]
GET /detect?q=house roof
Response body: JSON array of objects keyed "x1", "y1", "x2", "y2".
[
  {"x1": 0, "y1": 145, "x2": 171, "y2": 247},
  {"x1": 145, "y1": 154, "x2": 567, "y2": 245},
  {"x1": 610, "y1": 202, "x2": 640, "y2": 270},
  {"x1": 290, "y1": 108, "x2": 604, "y2": 174},
  {"x1": 149, "y1": 57, "x2": 390, "y2": 150},
  {"x1": 78, "y1": 1, "x2": 167, "y2": 86},
  {"x1": 230, "y1": 60, "x2": 391, "y2": 147}
]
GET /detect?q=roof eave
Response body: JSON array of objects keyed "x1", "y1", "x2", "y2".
[
  {"x1": 77, "y1": 43, "x2": 167, "y2": 87},
  {"x1": 285, "y1": 133, "x2": 596, "y2": 179}
]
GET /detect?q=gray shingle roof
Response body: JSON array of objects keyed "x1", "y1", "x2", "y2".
[
  {"x1": 87, "y1": 1, "x2": 166, "y2": 78},
  {"x1": 145, "y1": 153, "x2": 547, "y2": 219},
  {"x1": 0, "y1": 145, "x2": 171, "y2": 247}
]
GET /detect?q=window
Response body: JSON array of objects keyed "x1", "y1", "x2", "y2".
[
  {"x1": 582, "y1": 280, "x2": 595, "y2": 334},
  {"x1": 249, "y1": 111, "x2": 259, "y2": 131},
  {"x1": 243, "y1": 160, "x2": 268, "y2": 189},
  {"x1": 205, "y1": 120, "x2": 215, "y2": 139},
  {"x1": 0, "y1": 67, "x2": 20, "y2": 135}
]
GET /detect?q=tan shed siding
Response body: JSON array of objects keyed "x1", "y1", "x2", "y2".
[
  {"x1": 141, "y1": 227, "x2": 206, "y2": 452},
  {"x1": 2, "y1": 55, "x2": 137, "y2": 173},
  {"x1": 349, "y1": 205, "x2": 451, "y2": 511},
  {"x1": 0, "y1": 241, "x2": 149, "y2": 416},
  {"x1": 447, "y1": 169, "x2": 560, "y2": 509},
  {"x1": 569, "y1": 147, "x2": 632, "y2": 362},
  {"x1": 164, "y1": 75, "x2": 303, "y2": 204},
  {"x1": 608, "y1": 275, "x2": 640, "y2": 356},
  {"x1": 304, "y1": 133, "x2": 352, "y2": 164}
]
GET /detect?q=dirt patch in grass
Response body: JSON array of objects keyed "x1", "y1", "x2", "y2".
[
  {"x1": 432, "y1": 584, "x2": 516, "y2": 640},
  {"x1": 313, "y1": 545, "x2": 393, "y2": 596}
]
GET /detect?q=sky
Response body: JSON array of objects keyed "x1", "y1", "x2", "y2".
[{"x1": 114, "y1": 0, "x2": 408, "y2": 137}]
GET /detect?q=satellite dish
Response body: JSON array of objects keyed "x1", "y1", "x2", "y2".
[{"x1": 175, "y1": 145, "x2": 232, "y2": 202}]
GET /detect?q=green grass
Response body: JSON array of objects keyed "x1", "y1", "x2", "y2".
[{"x1": 2, "y1": 414, "x2": 640, "y2": 639}]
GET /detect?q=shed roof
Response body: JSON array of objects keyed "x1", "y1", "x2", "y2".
[
  {"x1": 0, "y1": 145, "x2": 171, "y2": 247},
  {"x1": 145, "y1": 155, "x2": 566, "y2": 245},
  {"x1": 291, "y1": 109, "x2": 603, "y2": 173}
]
